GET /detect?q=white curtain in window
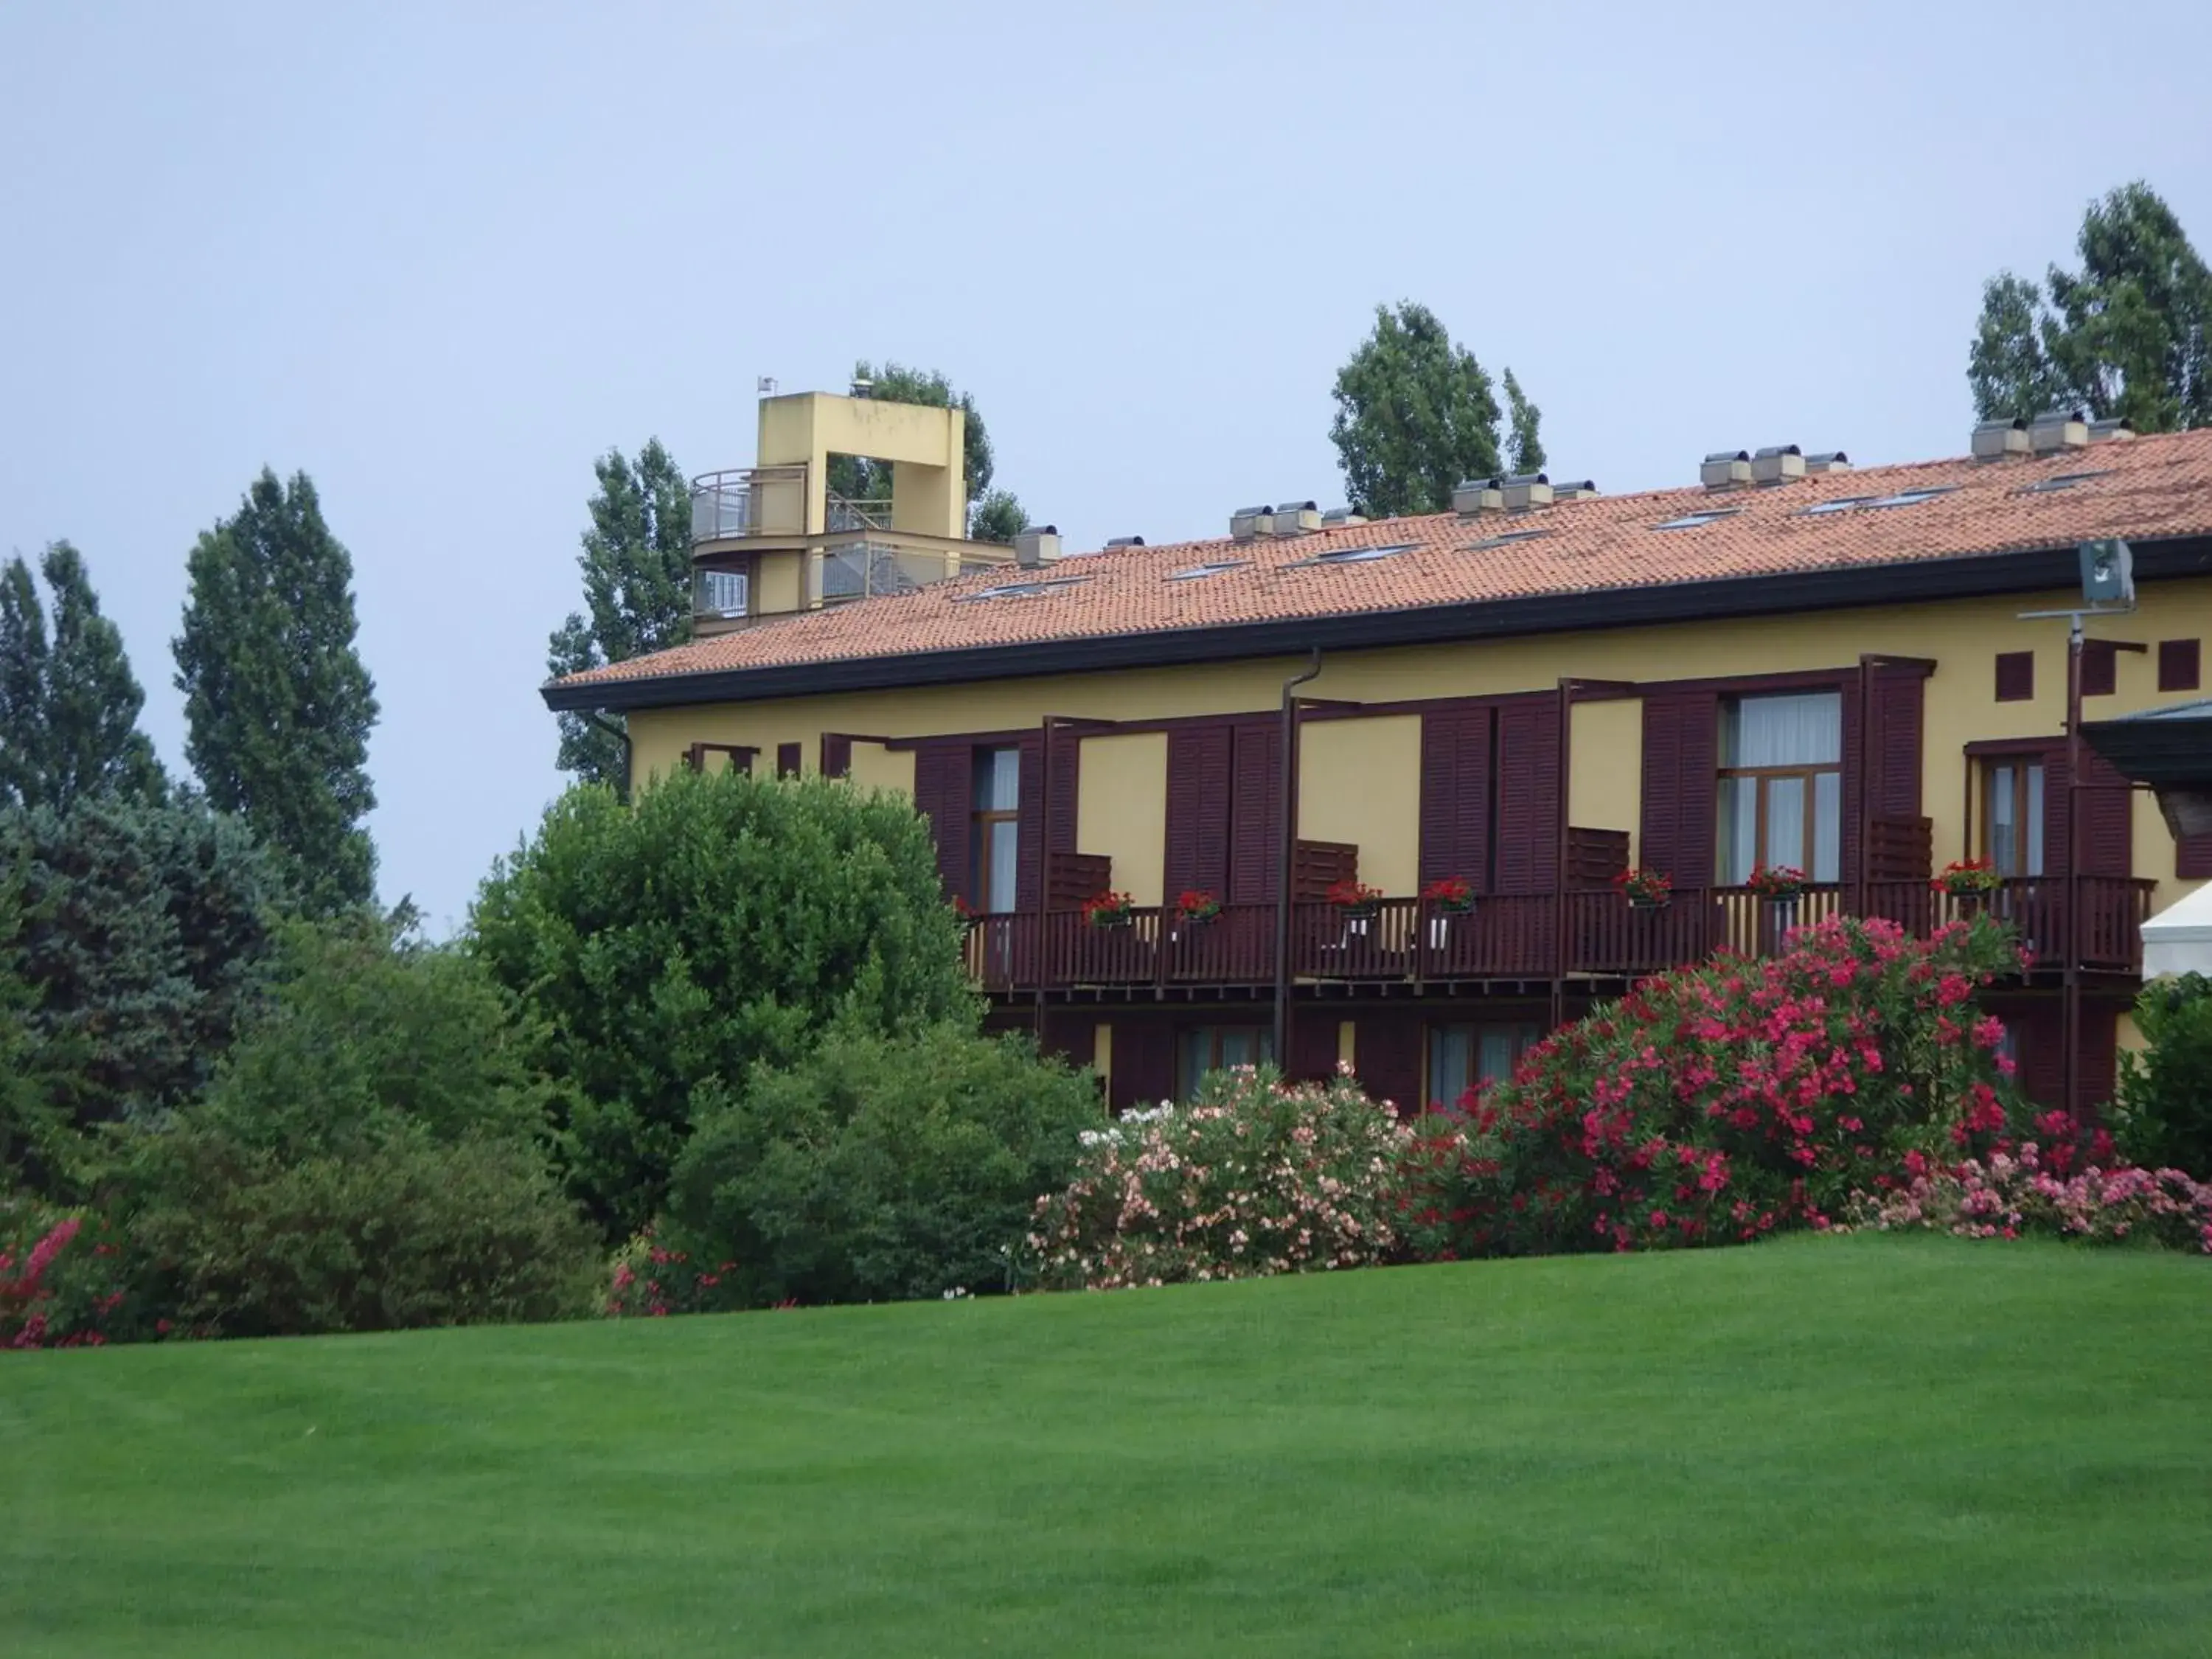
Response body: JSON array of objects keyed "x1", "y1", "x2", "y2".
[
  {"x1": 1723, "y1": 692, "x2": 1841, "y2": 765},
  {"x1": 1812, "y1": 772, "x2": 1840, "y2": 881},
  {"x1": 2026, "y1": 765, "x2": 2045, "y2": 877},
  {"x1": 1428, "y1": 1028, "x2": 1472, "y2": 1112},
  {"x1": 984, "y1": 821, "x2": 1018, "y2": 913}
]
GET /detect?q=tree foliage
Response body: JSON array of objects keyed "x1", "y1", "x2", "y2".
[
  {"x1": 1330, "y1": 302, "x2": 1545, "y2": 519},
  {"x1": 2115, "y1": 973, "x2": 2212, "y2": 1178},
  {"x1": 2, "y1": 791, "x2": 286, "y2": 1135},
  {"x1": 546, "y1": 439, "x2": 693, "y2": 789},
  {"x1": 1969, "y1": 181, "x2": 2212, "y2": 431},
  {"x1": 0, "y1": 542, "x2": 165, "y2": 812},
  {"x1": 469, "y1": 767, "x2": 978, "y2": 1237},
  {"x1": 174, "y1": 470, "x2": 379, "y2": 914},
  {"x1": 828, "y1": 361, "x2": 1027, "y2": 541}
]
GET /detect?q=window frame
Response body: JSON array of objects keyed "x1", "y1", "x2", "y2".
[
  {"x1": 1177, "y1": 1025, "x2": 1273, "y2": 1100},
  {"x1": 1425, "y1": 1021, "x2": 1543, "y2": 1112},
  {"x1": 968, "y1": 745, "x2": 1022, "y2": 914},
  {"x1": 1715, "y1": 692, "x2": 1843, "y2": 884},
  {"x1": 1977, "y1": 756, "x2": 2045, "y2": 877}
]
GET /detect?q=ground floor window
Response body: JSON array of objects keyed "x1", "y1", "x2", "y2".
[
  {"x1": 1427, "y1": 1022, "x2": 1542, "y2": 1111},
  {"x1": 1178, "y1": 1025, "x2": 1273, "y2": 1100}
]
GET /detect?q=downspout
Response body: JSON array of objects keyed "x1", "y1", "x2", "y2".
[
  {"x1": 1552, "y1": 680, "x2": 1573, "y2": 1030},
  {"x1": 1273, "y1": 649, "x2": 1324, "y2": 1069},
  {"x1": 583, "y1": 711, "x2": 633, "y2": 804},
  {"x1": 2064, "y1": 619, "x2": 2084, "y2": 1125}
]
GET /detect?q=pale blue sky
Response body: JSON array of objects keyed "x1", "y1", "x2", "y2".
[{"x1": 4, "y1": 2, "x2": 2209, "y2": 928}]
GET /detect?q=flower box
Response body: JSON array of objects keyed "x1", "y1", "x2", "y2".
[
  {"x1": 1745, "y1": 863, "x2": 1807, "y2": 902},
  {"x1": 1082, "y1": 890, "x2": 1135, "y2": 930},
  {"x1": 1615, "y1": 866, "x2": 1673, "y2": 910},
  {"x1": 1325, "y1": 878, "x2": 1384, "y2": 921},
  {"x1": 1175, "y1": 888, "x2": 1222, "y2": 926},
  {"x1": 1421, "y1": 875, "x2": 1475, "y2": 916},
  {"x1": 1932, "y1": 858, "x2": 2003, "y2": 897}
]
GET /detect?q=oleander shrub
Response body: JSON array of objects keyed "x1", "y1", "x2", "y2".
[
  {"x1": 1846, "y1": 1140, "x2": 2212, "y2": 1253},
  {"x1": 2112, "y1": 973, "x2": 2212, "y2": 1178},
  {"x1": 1027, "y1": 1064, "x2": 1412, "y2": 1291},
  {"x1": 659, "y1": 1025, "x2": 1102, "y2": 1309},
  {"x1": 0, "y1": 1197, "x2": 138, "y2": 1349},
  {"x1": 1401, "y1": 916, "x2": 2031, "y2": 1258}
]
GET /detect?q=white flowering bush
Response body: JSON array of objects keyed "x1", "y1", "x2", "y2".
[
  {"x1": 1844, "y1": 1142, "x2": 2212, "y2": 1253},
  {"x1": 1025, "y1": 1065, "x2": 1413, "y2": 1291}
]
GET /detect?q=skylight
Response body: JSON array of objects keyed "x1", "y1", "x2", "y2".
[
  {"x1": 1862, "y1": 487, "x2": 1958, "y2": 509},
  {"x1": 1651, "y1": 509, "x2": 1740, "y2": 531},
  {"x1": 1461, "y1": 529, "x2": 1552, "y2": 551},
  {"x1": 2021, "y1": 470, "x2": 2115, "y2": 494},
  {"x1": 1165, "y1": 560, "x2": 1248, "y2": 581},
  {"x1": 1291, "y1": 543, "x2": 1417, "y2": 567},
  {"x1": 950, "y1": 577, "x2": 1091, "y2": 604},
  {"x1": 1799, "y1": 496, "x2": 1879, "y2": 517}
]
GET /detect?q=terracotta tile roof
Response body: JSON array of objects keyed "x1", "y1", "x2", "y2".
[{"x1": 554, "y1": 431, "x2": 2212, "y2": 695}]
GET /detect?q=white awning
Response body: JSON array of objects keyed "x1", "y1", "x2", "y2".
[{"x1": 2143, "y1": 881, "x2": 2212, "y2": 978}]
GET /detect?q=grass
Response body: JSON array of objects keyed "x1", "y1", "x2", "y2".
[{"x1": 4, "y1": 1236, "x2": 2211, "y2": 1657}]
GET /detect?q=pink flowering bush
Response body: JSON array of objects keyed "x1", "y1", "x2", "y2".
[
  {"x1": 1846, "y1": 1141, "x2": 2212, "y2": 1253},
  {"x1": 0, "y1": 1198, "x2": 137, "y2": 1349},
  {"x1": 1403, "y1": 916, "x2": 2030, "y2": 1257},
  {"x1": 1026, "y1": 1066, "x2": 1411, "y2": 1291}
]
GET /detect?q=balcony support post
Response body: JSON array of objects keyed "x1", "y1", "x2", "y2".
[
  {"x1": 2065, "y1": 617, "x2": 2083, "y2": 1121},
  {"x1": 1273, "y1": 650, "x2": 1324, "y2": 1068}
]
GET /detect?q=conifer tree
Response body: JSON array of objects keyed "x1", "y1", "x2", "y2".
[
  {"x1": 0, "y1": 542, "x2": 165, "y2": 810},
  {"x1": 174, "y1": 470, "x2": 378, "y2": 913}
]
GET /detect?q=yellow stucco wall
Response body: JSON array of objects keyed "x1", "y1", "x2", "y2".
[
  {"x1": 1568, "y1": 696, "x2": 1644, "y2": 861},
  {"x1": 1300, "y1": 714, "x2": 1422, "y2": 894},
  {"x1": 846, "y1": 740, "x2": 914, "y2": 797},
  {"x1": 757, "y1": 550, "x2": 804, "y2": 616},
  {"x1": 755, "y1": 392, "x2": 967, "y2": 538},
  {"x1": 625, "y1": 574, "x2": 2212, "y2": 909},
  {"x1": 1076, "y1": 731, "x2": 1168, "y2": 906}
]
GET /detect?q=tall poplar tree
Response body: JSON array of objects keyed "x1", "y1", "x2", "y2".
[
  {"x1": 546, "y1": 439, "x2": 694, "y2": 790},
  {"x1": 0, "y1": 541, "x2": 165, "y2": 810},
  {"x1": 174, "y1": 470, "x2": 379, "y2": 914}
]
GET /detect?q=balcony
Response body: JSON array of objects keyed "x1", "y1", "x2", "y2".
[
  {"x1": 959, "y1": 877, "x2": 2158, "y2": 995},
  {"x1": 689, "y1": 466, "x2": 808, "y2": 543}
]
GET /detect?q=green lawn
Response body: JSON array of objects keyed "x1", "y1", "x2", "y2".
[{"x1": 4, "y1": 1237, "x2": 2211, "y2": 1658}]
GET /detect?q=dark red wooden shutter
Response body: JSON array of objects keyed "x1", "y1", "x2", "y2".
[
  {"x1": 1850, "y1": 663, "x2": 1929, "y2": 883},
  {"x1": 1419, "y1": 706, "x2": 1493, "y2": 888},
  {"x1": 1164, "y1": 725, "x2": 1233, "y2": 898},
  {"x1": 2077, "y1": 746, "x2": 2133, "y2": 877},
  {"x1": 1045, "y1": 726, "x2": 1081, "y2": 899},
  {"x1": 776, "y1": 742, "x2": 802, "y2": 779},
  {"x1": 1994, "y1": 652, "x2": 2034, "y2": 703},
  {"x1": 2079, "y1": 1003, "x2": 2118, "y2": 1115},
  {"x1": 911, "y1": 742, "x2": 973, "y2": 902},
  {"x1": 2015, "y1": 1001, "x2": 2065, "y2": 1107},
  {"x1": 2178, "y1": 831, "x2": 2212, "y2": 880},
  {"x1": 1228, "y1": 721, "x2": 1281, "y2": 905},
  {"x1": 820, "y1": 734, "x2": 852, "y2": 779},
  {"x1": 1350, "y1": 1009, "x2": 1422, "y2": 1116},
  {"x1": 1288, "y1": 1012, "x2": 1340, "y2": 1083},
  {"x1": 2080, "y1": 639, "x2": 2118, "y2": 698},
  {"x1": 1640, "y1": 692, "x2": 1718, "y2": 887},
  {"x1": 1494, "y1": 697, "x2": 1562, "y2": 894},
  {"x1": 1108, "y1": 1020, "x2": 1175, "y2": 1113},
  {"x1": 1015, "y1": 734, "x2": 1046, "y2": 914},
  {"x1": 2158, "y1": 638, "x2": 2201, "y2": 693}
]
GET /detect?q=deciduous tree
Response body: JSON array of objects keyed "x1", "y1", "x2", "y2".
[
  {"x1": 0, "y1": 543, "x2": 165, "y2": 810},
  {"x1": 829, "y1": 362, "x2": 1028, "y2": 542}
]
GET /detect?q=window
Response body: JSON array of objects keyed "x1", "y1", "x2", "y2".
[
  {"x1": 1994, "y1": 651, "x2": 2034, "y2": 703},
  {"x1": 953, "y1": 577, "x2": 1089, "y2": 603},
  {"x1": 1717, "y1": 692, "x2": 1842, "y2": 884},
  {"x1": 1177, "y1": 1026, "x2": 1273, "y2": 1099},
  {"x1": 1291, "y1": 543, "x2": 1416, "y2": 566},
  {"x1": 695, "y1": 568, "x2": 748, "y2": 618},
  {"x1": 1652, "y1": 509, "x2": 1740, "y2": 531},
  {"x1": 2020, "y1": 470, "x2": 2112, "y2": 494},
  {"x1": 1798, "y1": 496, "x2": 1879, "y2": 517},
  {"x1": 2160, "y1": 639, "x2": 2202, "y2": 693},
  {"x1": 1980, "y1": 759, "x2": 2045, "y2": 877},
  {"x1": 2080, "y1": 639, "x2": 2118, "y2": 698},
  {"x1": 1862, "y1": 487, "x2": 1958, "y2": 509},
  {"x1": 970, "y1": 747, "x2": 1020, "y2": 914},
  {"x1": 1427, "y1": 1023, "x2": 1541, "y2": 1111},
  {"x1": 1461, "y1": 529, "x2": 1551, "y2": 551},
  {"x1": 1166, "y1": 560, "x2": 1248, "y2": 581},
  {"x1": 685, "y1": 742, "x2": 755, "y2": 775}
]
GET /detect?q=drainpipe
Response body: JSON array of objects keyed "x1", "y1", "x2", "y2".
[
  {"x1": 1273, "y1": 649, "x2": 1324, "y2": 1069},
  {"x1": 2064, "y1": 618, "x2": 2084, "y2": 1126},
  {"x1": 582, "y1": 712, "x2": 633, "y2": 803}
]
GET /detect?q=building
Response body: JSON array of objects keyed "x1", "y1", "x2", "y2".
[{"x1": 546, "y1": 398, "x2": 2212, "y2": 1116}]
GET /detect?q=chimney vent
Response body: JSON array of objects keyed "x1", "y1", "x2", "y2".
[
  {"x1": 2087, "y1": 417, "x2": 2135, "y2": 443},
  {"x1": 1452, "y1": 478, "x2": 1504, "y2": 515},
  {"x1": 1273, "y1": 500, "x2": 1321, "y2": 538},
  {"x1": 1499, "y1": 471, "x2": 1553, "y2": 510},
  {"x1": 1700, "y1": 450, "x2": 1753, "y2": 489},
  {"x1": 1750, "y1": 444, "x2": 1805, "y2": 484},
  {"x1": 1972, "y1": 417, "x2": 2029, "y2": 461},
  {"x1": 1321, "y1": 507, "x2": 1366, "y2": 527},
  {"x1": 1230, "y1": 504, "x2": 1275, "y2": 541},
  {"x1": 1549, "y1": 479, "x2": 1599, "y2": 501},
  {"x1": 1804, "y1": 451, "x2": 1851, "y2": 474},
  {"x1": 2028, "y1": 408, "x2": 2089, "y2": 454},
  {"x1": 1105, "y1": 535, "x2": 1147, "y2": 549},
  {"x1": 1014, "y1": 524, "x2": 1062, "y2": 566}
]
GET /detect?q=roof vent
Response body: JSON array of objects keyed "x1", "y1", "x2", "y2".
[
  {"x1": 1273, "y1": 500, "x2": 1321, "y2": 538},
  {"x1": 1549, "y1": 479, "x2": 1599, "y2": 501},
  {"x1": 2028, "y1": 408, "x2": 2089, "y2": 454},
  {"x1": 1750, "y1": 444, "x2": 1805, "y2": 484},
  {"x1": 1804, "y1": 451, "x2": 1851, "y2": 474},
  {"x1": 1700, "y1": 450, "x2": 1753, "y2": 489},
  {"x1": 1230, "y1": 504, "x2": 1275, "y2": 541},
  {"x1": 1013, "y1": 524, "x2": 1062, "y2": 567},
  {"x1": 1320, "y1": 506, "x2": 1366, "y2": 527},
  {"x1": 1972, "y1": 417, "x2": 2029, "y2": 461},
  {"x1": 1498, "y1": 471, "x2": 1552, "y2": 510},
  {"x1": 1104, "y1": 535, "x2": 1147, "y2": 549},
  {"x1": 1452, "y1": 478, "x2": 1504, "y2": 515},
  {"x1": 2087, "y1": 417, "x2": 2135, "y2": 443}
]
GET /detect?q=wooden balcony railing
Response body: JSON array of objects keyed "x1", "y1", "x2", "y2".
[{"x1": 960, "y1": 876, "x2": 2158, "y2": 995}]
